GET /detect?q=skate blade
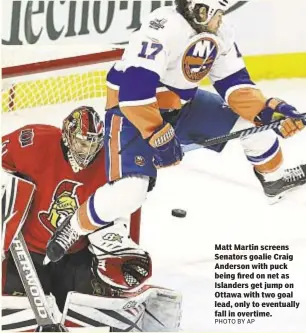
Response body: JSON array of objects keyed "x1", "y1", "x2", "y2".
[
  {"x1": 267, "y1": 194, "x2": 284, "y2": 205},
  {"x1": 266, "y1": 184, "x2": 303, "y2": 205},
  {"x1": 43, "y1": 256, "x2": 51, "y2": 265}
]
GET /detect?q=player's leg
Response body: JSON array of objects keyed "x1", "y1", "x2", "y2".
[
  {"x1": 50, "y1": 247, "x2": 94, "y2": 313},
  {"x1": 46, "y1": 107, "x2": 157, "y2": 263},
  {"x1": 79, "y1": 108, "x2": 156, "y2": 224},
  {"x1": 2, "y1": 252, "x2": 55, "y2": 331},
  {"x1": 239, "y1": 121, "x2": 306, "y2": 202},
  {"x1": 173, "y1": 89, "x2": 239, "y2": 153},
  {"x1": 175, "y1": 89, "x2": 306, "y2": 202},
  {"x1": 1, "y1": 296, "x2": 59, "y2": 332}
]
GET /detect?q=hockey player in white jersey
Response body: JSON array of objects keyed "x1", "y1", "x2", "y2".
[{"x1": 46, "y1": 0, "x2": 306, "y2": 263}]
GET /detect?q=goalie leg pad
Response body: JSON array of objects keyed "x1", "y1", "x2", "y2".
[
  {"x1": 1, "y1": 295, "x2": 57, "y2": 331},
  {"x1": 142, "y1": 288, "x2": 182, "y2": 332},
  {"x1": 61, "y1": 286, "x2": 182, "y2": 332},
  {"x1": 61, "y1": 291, "x2": 149, "y2": 330}
]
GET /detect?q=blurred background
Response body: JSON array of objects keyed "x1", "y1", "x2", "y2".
[{"x1": 2, "y1": 0, "x2": 306, "y2": 78}]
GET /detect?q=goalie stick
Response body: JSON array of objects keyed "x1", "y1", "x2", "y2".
[
  {"x1": 183, "y1": 113, "x2": 306, "y2": 153},
  {"x1": 2, "y1": 174, "x2": 57, "y2": 328},
  {"x1": 10, "y1": 232, "x2": 56, "y2": 327}
]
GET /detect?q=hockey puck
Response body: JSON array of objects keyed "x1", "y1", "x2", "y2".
[{"x1": 171, "y1": 209, "x2": 187, "y2": 218}]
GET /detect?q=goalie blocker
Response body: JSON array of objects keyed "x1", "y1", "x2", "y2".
[{"x1": 2, "y1": 172, "x2": 35, "y2": 255}]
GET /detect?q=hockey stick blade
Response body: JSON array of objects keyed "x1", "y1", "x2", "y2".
[{"x1": 188, "y1": 113, "x2": 306, "y2": 148}]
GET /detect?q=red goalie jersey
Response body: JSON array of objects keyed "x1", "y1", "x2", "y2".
[{"x1": 2, "y1": 124, "x2": 107, "y2": 254}]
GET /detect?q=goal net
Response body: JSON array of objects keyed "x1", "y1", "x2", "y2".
[{"x1": 2, "y1": 48, "x2": 141, "y2": 243}]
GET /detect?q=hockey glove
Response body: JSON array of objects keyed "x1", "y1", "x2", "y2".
[
  {"x1": 92, "y1": 251, "x2": 152, "y2": 292},
  {"x1": 148, "y1": 122, "x2": 183, "y2": 168},
  {"x1": 256, "y1": 98, "x2": 305, "y2": 138},
  {"x1": 89, "y1": 220, "x2": 152, "y2": 292}
]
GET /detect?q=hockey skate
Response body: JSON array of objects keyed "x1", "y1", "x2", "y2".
[
  {"x1": 46, "y1": 216, "x2": 80, "y2": 263},
  {"x1": 35, "y1": 324, "x2": 68, "y2": 332},
  {"x1": 255, "y1": 163, "x2": 306, "y2": 204}
]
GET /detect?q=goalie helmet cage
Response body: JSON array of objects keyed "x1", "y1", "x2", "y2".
[{"x1": 2, "y1": 48, "x2": 141, "y2": 244}]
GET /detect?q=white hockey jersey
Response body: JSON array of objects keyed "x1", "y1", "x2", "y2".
[{"x1": 106, "y1": 6, "x2": 267, "y2": 139}]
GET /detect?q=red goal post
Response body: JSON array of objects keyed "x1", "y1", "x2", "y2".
[{"x1": 1, "y1": 48, "x2": 142, "y2": 244}]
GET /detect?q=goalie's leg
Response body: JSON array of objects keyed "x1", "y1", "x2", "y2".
[
  {"x1": 2, "y1": 251, "x2": 52, "y2": 296},
  {"x1": 1, "y1": 296, "x2": 57, "y2": 332},
  {"x1": 61, "y1": 287, "x2": 182, "y2": 331},
  {"x1": 2, "y1": 252, "x2": 58, "y2": 331}
]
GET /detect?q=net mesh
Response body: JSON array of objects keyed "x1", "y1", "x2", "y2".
[{"x1": 2, "y1": 67, "x2": 109, "y2": 113}]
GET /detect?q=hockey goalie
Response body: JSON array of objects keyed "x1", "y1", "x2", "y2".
[{"x1": 1, "y1": 107, "x2": 181, "y2": 332}]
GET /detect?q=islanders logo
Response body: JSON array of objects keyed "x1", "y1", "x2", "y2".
[{"x1": 182, "y1": 37, "x2": 218, "y2": 82}]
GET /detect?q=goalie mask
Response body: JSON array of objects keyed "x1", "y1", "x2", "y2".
[
  {"x1": 176, "y1": 0, "x2": 230, "y2": 32},
  {"x1": 62, "y1": 106, "x2": 104, "y2": 172}
]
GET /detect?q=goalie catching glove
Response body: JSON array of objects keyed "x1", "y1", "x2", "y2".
[
  {"x1": 46, "y1": 217, "x2": 152, "y2": 291},
  {"x1": 256, "y1": 98, "x2": 305, "y2": 138},
  {"x1": 89, "y1": 220, "x2": 152, "y2": 291},
  {"x1": 148, "y1": 122, "x2": 183, "y2": 168}
]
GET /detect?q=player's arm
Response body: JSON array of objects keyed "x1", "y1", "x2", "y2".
[
  {"x1": 106, "y1": 22, "x2": 183, "y2": 168},
  {"x1": 2, "y1": 127, "x2": 37, "y2": 179},
  {"x1": 2, "y1": 128, "x2": 38, "y2": 255},
  {"x1": 2, "y1": 134, "x2": 18, "y2": 173},
  {"x1": 209, "y1": 26, "x2": 305, "y2": 138}
]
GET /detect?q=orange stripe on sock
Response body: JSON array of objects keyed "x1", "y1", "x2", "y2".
[
  {"x1": 109, "y1": 115, "x2": 122, "y2": 181},
  {"x1": 254, "y1": 149, "x2": 283, "y2": 173}
]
